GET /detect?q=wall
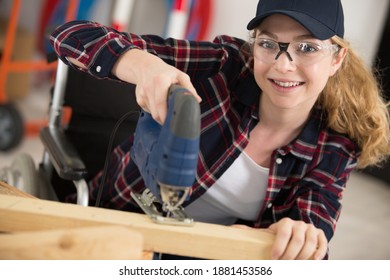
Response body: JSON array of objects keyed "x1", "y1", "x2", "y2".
[
  {"x1": 0, "y1": 0, "x2": 112, "y2": 34},
  {"x1": 1, "y1": 0, "x2": 388, "y2": 65},
  {"x1": 207, "y1": 0, "x2": 389, "y2": 65},
  {"x1": 342, "y1": 0, "x2": 389, "y2": 65},
  {"x1": 127, "y1": 0, "x2": 389, "y2": 65}
]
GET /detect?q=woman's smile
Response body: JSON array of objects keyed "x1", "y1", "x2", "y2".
[{"x1": 270, "y1": 79, "x2": 305, "y2": 90}]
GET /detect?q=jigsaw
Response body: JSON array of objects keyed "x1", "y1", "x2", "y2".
[{"x1": 130, "y1": 85, "x2": 200, "y2": 226}]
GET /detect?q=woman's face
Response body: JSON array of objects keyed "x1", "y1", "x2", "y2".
[{"x1": 253, "y1": 14, "x2": 345, "y2": 112}]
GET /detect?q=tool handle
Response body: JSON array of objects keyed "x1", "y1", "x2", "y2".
[
  {"x1": 167, "y1": 84, "x2": 200, "y2": 139},
  {"x1": 131, "y1": 85, "x2": 200, "y2": 201},
  {"x1": 158, "y1": 85, "x2": 200, "y2": 185}
]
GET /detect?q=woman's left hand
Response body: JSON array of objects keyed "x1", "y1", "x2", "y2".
[
  {"x1": 266, "y1": 217, "x2": 328, "y2": 260},
  {"x1": 233, "y1": 217, "x2": 328, "y2": 260}
]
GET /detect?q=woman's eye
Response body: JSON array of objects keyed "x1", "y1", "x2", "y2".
[
  {"x1": 297, "y1": 43, "x2": 320, "y2": 53},
  {"x1": 258, "y1": 39, "x2": 278, "y2": 50}
]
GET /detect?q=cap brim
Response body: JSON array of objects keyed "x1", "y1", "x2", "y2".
[{"x1": 246, "y1": 10, "x2": 335, "y2": 40}]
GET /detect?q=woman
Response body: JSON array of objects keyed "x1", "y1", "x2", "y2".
[{"x1": 50, "y1": 0, "x2": 390, "y2": 259}]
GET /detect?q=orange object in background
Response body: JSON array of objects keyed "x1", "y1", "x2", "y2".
[{"x1": 0, "y1": 0, "x2": 79, "y2": 151}]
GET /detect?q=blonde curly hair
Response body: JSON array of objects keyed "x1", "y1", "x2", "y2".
[{"x1": 318, "y1": 36, "x2": 390, "y2": 169}]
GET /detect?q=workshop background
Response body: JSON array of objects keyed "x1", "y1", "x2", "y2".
[{"x1": 0, "y1": 0, "x2": 389, "y2": 259}]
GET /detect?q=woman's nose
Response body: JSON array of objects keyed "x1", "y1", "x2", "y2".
[{"x1": 273, "y1": 52, "x2": 296, "y2": 73}]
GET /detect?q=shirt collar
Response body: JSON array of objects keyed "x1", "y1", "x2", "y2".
[{"x1": 278, "y1": 108, "x2": 325, "y2": 163}]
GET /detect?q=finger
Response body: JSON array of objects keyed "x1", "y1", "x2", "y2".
[
  {"x1": 269, "y1": 224, "x2": 292, "y2": 260},
  {"x1": 135, "y1": 86, "x2": 149, "y2": 113},
  {"x1": 150, "y1": 91, "x2": 167, "y2": 125},
  {"x1": 295, "y1": 226, "x2": 319, "y2": 260},
  {"x1": 151, "y1": 78, "x2": 171, "y2": 124},
  {"x1": 177, "y1": 73, "x2": 202, "y2": 103},
  {"x1": 278, "y1": 222, "x2": 306, "y2": 260},
  {"x1": 154, "y1": 95, "x2": 168, "y2": 125},
  {"x1": 313, "y1": 231, "x2": 328, "y2": 260}
]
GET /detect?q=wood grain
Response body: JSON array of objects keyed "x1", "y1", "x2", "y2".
[
  {"x1": 0, "y1": 194, "x2": 275, "y2": 259},
  {"x1": 0, "y1": 226, "x2": 143, "y2": 260}
]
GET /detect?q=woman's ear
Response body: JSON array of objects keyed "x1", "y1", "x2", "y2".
[{"x1": 330, "y1": 47, "x2": 347, "y2": 76}]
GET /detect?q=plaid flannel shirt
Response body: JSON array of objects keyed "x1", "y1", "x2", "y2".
[{"x1": 50, "y1": 20, "x2": 359, "y2": 242}]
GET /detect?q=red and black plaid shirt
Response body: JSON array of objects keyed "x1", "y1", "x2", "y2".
[{"x1": 51, "y1": 20, "x2": 359, "y2": 243}]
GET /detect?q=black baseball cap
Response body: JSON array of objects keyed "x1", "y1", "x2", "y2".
[{"x1": 247, "y1": 0, "x2": 344, "y2": 40}]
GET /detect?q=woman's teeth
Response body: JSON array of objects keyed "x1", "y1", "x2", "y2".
[{"x1": 273, "y1": 80, "x2": 302, "y2": 88}]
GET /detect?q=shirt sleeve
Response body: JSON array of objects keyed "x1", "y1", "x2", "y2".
[
  {"x1": 49, "y1": 20, "x2": 250, "y2": 82},
  {"x1": 292, "y1": 155, "x2": 357, "y2": 241},
  {"x1": 50, "y1": 20, "x2": 137, "y2": 79},
  {"x1": 268, "y1": 137, "x2": 359, "y2": 242}
]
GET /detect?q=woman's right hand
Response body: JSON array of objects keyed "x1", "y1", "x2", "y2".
[{"x1": 112, "y1": 49, "x2": 201, "y2": 124}]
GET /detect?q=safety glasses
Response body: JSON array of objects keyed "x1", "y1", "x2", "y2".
[{"x1": 252, "y1": 37, "x2": 340, "y2": 66}]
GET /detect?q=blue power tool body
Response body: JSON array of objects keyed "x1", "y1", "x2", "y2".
[{"x1": 130, "y1": 85, "x2": 200, "y2": 225}]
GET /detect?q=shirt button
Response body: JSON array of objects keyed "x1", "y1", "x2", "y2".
[
  {"x1": 276, "y1": 158, "x2": 283, "y2": 165},
  {"x1": 267, "y1": 203, "x2": 272, "y2": 208},
  {"x1": 96, "y1": 66, "x2": 102, "y2": 73}
]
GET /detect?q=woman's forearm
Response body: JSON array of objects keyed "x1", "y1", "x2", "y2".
[{"x1": 111, "y1": 49, "x2": 164, "y2": 85}]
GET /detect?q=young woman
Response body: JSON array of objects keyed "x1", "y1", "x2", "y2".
[{"x1": 50, "y1": 0, "x2": 390, "y2": 259}]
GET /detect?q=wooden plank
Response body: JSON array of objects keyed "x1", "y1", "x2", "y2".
[
  {"x1": 0, "y1": 226, "x2": 143, "y2": 260},
  {"x1": 0, "y1": 194, "x2": 275, "y2": 259},
  {"x1": 0, "y1": 181, "x2": 36, "y2": 198}
]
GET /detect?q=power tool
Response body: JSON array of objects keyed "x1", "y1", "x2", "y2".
[{"x1": 130, "y1": 85, "x2": 200, "y2": 226}]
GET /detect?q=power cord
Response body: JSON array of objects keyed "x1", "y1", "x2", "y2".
[{"x1": 95, "y1": 110, "x2": 139, "y2": 207}]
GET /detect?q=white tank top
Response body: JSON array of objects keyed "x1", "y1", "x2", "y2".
[{"x1": 184, "y1": 151, "x2": 269, "y2": 225}]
